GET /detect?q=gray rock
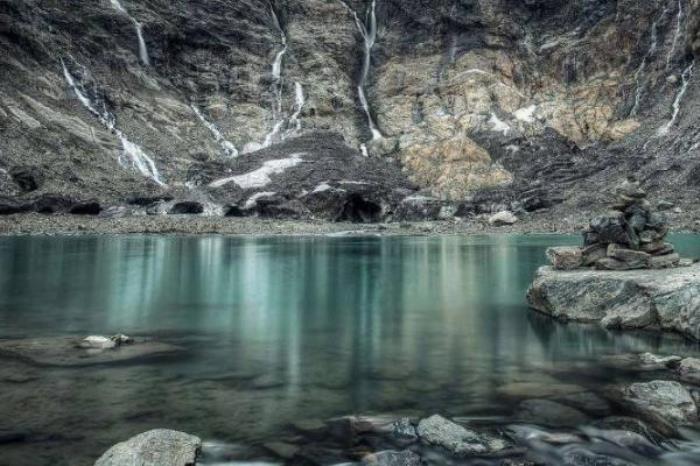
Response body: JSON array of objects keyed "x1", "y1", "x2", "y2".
[
  {"x1": 546, "y1": 247, "x2": 583, "y2": 270},
  {"x1": 488, "y1": 210, "x2": 518, "y2": 226},
  {"x1": 657, "y1": 200, "x2": 675, "y2": 211},
  {"x1": 581, "y1": 244, "x2": 607, "y2": 266},
  {"x1": 621, "y1": 381, "x2": 697, "y2": 431},
  {"x1": 527, "y1": 264, "x2": 700, "y2": 338},
  {"x1": 389, "y1": 418, "x2": 418, "y2": 446},
  {"x1": 606, "y1": 243, "x2": 650, "y2": 269},
  {"x1": 416, "y1": 414, "x2": 505, "y2": 456},
  {"x1": 678, "y1": 358, "x2": 700, "y2": 385},
  {"x1": 515, "y1": 399, "x2": 590, "y2": 427},
  {"x1": 648, "y1": 253, "x2": 680, "y2": 269},
  {"x1": 361, "y1": 450, "x2": 420, "y2": 466},
  {"x1": 94, "y1": 429, "x2": 201, "y2": 466}
]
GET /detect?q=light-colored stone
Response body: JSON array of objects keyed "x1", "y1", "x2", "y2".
[
  {"x1": 81, "y1": 335, "x2": 117, "y2": 350},
  {"x1": 94, "y1": 429, "x2": 201, "y2": 466},
  {"x1": 488, "y1": 210, "x2": 518, "y2": 226},
  {"x1": 528, "y1": 264, "x2": 700, "y2": 338},
  {"x1": 546, "y1": 246, "x2": 583, "y2": 270},
  {"x1": 361, "y1": 450, "x2": 421, "y2": 466},
  {"x1": 679, "y1": 358, "x2": 700, "y2": 385},
  {"x1": 622, "y1": 381, "x2": 697, "y2": 428},
  {"x1": 416, "y1": 414, "x2": 505, "y2": 456}
]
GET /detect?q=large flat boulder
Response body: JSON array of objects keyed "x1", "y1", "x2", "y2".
[{"x1": 527, "y1": 264, "x2": 700, "y2": 338}]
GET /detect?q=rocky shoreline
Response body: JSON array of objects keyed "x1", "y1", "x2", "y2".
[{"x1": 2, "y1": 210, "x2": 700, "y2": 237}]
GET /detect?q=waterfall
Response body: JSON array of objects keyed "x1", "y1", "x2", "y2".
[
  {"x1": 657, "y1": 60, "x2": 695, "y2": 136},
  {"x1": 110, "y1": 0, "x2": 150, "y2": 66},
  {"x1": 288, "y1": 82, "x2": 305, "y2": 132},
  {"x1": 341, "y1": 0, "x2": 382, "y2": 142},
  {"x1": 191, "y1": 105, "x2": 238, "y2": 158},
  {"x1": 630, "y1": 6, "x2": 666, "y2": 116},
  {"x1": 262, "y1": 7, "x2": 287, "y2": 148},
  {"x1": 666, "y1": 0, "x2": 683, "y2": 70},
  {"x1": 62, "y1": 61, "x2": 164, "y2": 185}
]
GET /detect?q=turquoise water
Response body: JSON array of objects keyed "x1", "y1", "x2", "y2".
[{"x1": 1, "y1": 234, "x2": 700, "y2": 465}]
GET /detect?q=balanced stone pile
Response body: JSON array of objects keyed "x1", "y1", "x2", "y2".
[{"x1": 547, "y1": 180, "x2": 687, "y2": 271}]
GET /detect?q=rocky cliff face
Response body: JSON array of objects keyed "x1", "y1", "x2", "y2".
[{"x1": 1, "y1": 0, "x2": 700, "y2": 222}]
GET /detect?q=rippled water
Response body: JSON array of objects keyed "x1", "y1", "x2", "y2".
[{"x1": 1, "y1": 234, "x2": 700, "y2": 465}]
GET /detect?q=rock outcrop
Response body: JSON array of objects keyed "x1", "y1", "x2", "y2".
[
  {"x1": 94, "y1": 429, "x2": 201, "y2": 466},
  {"x1": 528, "y1": 263, "x2": 700, "y2": 337}
]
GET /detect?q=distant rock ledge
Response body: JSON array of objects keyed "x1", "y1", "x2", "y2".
[{"x1": 527, "y1": 264, "x2": 700, "y2": 339}]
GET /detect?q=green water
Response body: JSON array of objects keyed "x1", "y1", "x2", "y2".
[{"x1": 1, "y1": 234, "x2": 700, "y2": 465}]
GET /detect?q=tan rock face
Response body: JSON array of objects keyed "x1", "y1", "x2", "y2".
[{"x1": 401, "y1": 137, "x2": 512, "y2": 199}]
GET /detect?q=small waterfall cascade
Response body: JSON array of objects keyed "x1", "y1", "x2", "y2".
[
  {"x1": 263, "y1": 6, "x2": 288, "y2": 148},
  {"x1": 657, "y1": 60, "x2": 695, "y2": 136},
  {"x1": 62, "y1": 60, "x2": 164, "y2": 185},
  {"x1": 666, "y1": 0, "x2": 684, "y2": 70},
  {"x1": 630, "y1": 5, "x2": 666, "y2": 116},
  {"x1": 341, "y1": 0, "x2": 382, "y2": 143},
  {"x1": 191, "y1": 105, "x2": 238, "y2": 158},
  {"x1": 288, "y1": 82, "x2": 305, "y2": 132},
  {"x1": 110, "y1": 0, "x2": 150, "y2": 66}
]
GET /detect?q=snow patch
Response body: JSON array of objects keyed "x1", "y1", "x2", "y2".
[
  {"x1": 244, "y1": 192, "x2": 277, "y2": 209},
  {"x1": 489, "y1": 113, "x2": 511, "y2": 136},
  {"x1": 312, "y1": 182, "x2": 332, "y2": 193},
  {"x1": 209, "y1": 153, "x2": 304, "y2": 189},
  {"x1": 513, "y1": 105, "x2": 536, "y2": 123}
]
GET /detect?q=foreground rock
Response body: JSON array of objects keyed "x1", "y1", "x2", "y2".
[
  {"x1": 616, "y1": 381, "x2": 697, "y2": 435},
  {"x1": 416, "y1": 414, "x2": 507, "y2": 456},
  {"x1": 527, "y1": 263, "x2": 700, "y2": 338},
  {"x1": 0, "y1": 336, "x2": 181, "y2": 366},
  {"x1": 95, "y1": 429, "x2": 201, "y2": 466}
]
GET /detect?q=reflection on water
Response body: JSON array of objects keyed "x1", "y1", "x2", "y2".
[{"x1": 1, "y1": 234, "x2": 700, "y2": 465}]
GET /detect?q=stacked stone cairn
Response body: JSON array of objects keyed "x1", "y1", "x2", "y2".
[{"x1": 546, "y1": 180, "x2": 690, "y2": 271}]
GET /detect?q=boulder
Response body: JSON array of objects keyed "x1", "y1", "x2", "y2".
[
  {"x1": 546, "y1": 247, "x2": 583, "y2": 270},
  {"x1": 527, "y1": 264, "x2": 700, "y2": 337},
  {"x1": 361, "y1": 450, "x2": 421, "y2": 466},
  {"x1": 581, "y1": 244, "x2": 607, "y2": 266},
  {"x1": 619, "y1": 381, "x2": 697, "y2": 433},
  {"x1": 678, "y1": 358, "x2": 700, "y2": 385},
  {"x1": 649, "y1": 253, "x2": 681, "y2": 269},
  {"x1": 94, "y1": 429, "x2": 201, "y2": 466},
  {"x1": 394, "y1": 195, "x2": 443, "y2": 221},
  {"x1": 488, "y1": 211, "x2": 518, "y2": 226},
  {"x1": 515, "y1": 399, "x2": 590, "y2": 427},
  {"x1": 588, "y1": 212, "x2": 633, "y2": 247},
  {"x1": 416, "y1": 414, "x2": 505, "y2": 456},
  {"x1": 606, "y1": 243, "x2": 651, "y2": 269}
]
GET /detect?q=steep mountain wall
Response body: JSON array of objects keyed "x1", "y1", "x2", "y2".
[{"x1": 1, "y1": 0, "x2": 699, "y2": 222}]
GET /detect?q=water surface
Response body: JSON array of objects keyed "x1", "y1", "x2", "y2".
[{"x1": 1, "y1": 234, "x2": 700, "y2": 465}]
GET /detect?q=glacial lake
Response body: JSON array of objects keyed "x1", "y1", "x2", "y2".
[{"x1": 2, "y1": 234, "x2": 700, "y2": 465}]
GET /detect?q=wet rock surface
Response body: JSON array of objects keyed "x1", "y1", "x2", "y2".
[{"x1": 94, "y1": 429, "x2": 201, "y2": 466}]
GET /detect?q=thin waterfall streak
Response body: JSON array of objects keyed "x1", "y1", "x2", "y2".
[
  {"x1": 110, "y1": 0, "x2": 150, "y2": 66},
  {"x1": 631, "y1": 9, "x2": 664, "y2": 116},
  {"x1": 657, "y1": 60, "x2": 695, "y2": 136},
  {"x1": 667, "y1": 0, "x2": 683, "y2": 70},
  {"x1": 263, "y1": 6, "x2": 287, "y2": 147},
  {"x1": 340, "y1": 0, "x2": 382, "y2": 142},
  {"x1": 62, "y1": 60, "x2": 164, "y2": 185},
  {"x1": 192, "y1": 105, "x2": 238, "y2": 158},
  {"x1": 289, "y1": 82, "x2": 305, "y2": 132}
]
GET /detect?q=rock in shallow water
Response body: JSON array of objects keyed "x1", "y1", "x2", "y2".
[
  {"x1": 618, "y1": 381, "x2": 697, "y2": 435},
  {"x1": 94, "y1": 429, "x2": 201, "y2": 466},
  {"x1": 416, "y1": 414, "x2": 506, "y2": 456},
  {"x1": 361, "y1": 450, "x2": 421, "y2": 466},
  {"x1": 527, "y1": 264, "x2": 700, "y2": 338}
]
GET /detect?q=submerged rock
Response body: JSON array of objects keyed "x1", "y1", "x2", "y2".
[
  {"x1": 361, "y1": 450, "x2": 420, "y2": 466},
  {"x1": 515, "y1": 399, "x2": 590, "y2": 427},
  {"x1": 0, "y1": 336, "x2": 181, "y2": 366},
  {"x1": 527, "y1": 264, "x2": 700, "y2": 338},
  {"x1": 94, "y1": 429, "x2": 201, "y2": 466}
]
